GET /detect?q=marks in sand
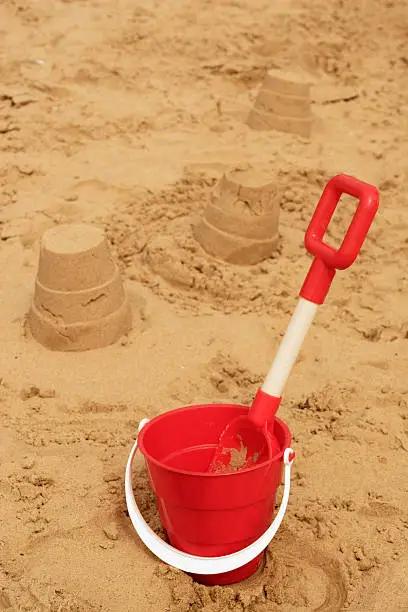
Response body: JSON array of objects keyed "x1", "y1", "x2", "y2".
[{"x1": 155, "y1": 528, "x2": 347, "y2": 611}]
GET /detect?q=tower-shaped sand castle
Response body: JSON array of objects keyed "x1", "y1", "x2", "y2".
[
  {"x1": 193, "y1": 168, "x2": 280, "y2": 265},
  {"x1": 27, "y1": 223, "x2": 132, "y2": 351},
  {"x1": 247, "y1": 69, "x2": 313, "y2": 138}
]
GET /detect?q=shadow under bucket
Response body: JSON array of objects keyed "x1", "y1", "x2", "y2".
[{"x1": 126, "y1": 403, "x2": 292, "y2": 586}]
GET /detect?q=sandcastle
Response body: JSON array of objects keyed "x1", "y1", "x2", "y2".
[
  {"x1": 193, "y1": 168, "x2": 280, "y2": 265},
  {"x1": 247, "y1": 69, "x2": 313, "y2": 138},
  {"x1": 27, "y1": 223, "x2": 132, "y2": 351}
]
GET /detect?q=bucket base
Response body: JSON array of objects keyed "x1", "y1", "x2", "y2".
[{"x1": 189, "y1": 551, "x2": 264, "y2": 586}]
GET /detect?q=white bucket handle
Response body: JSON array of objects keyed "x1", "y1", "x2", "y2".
[{"x1": 125, "y1": 418, "x2": 294, "y2": 575}]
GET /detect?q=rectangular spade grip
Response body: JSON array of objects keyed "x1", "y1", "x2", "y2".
[{"x1": 300, "y1": 174, "x2": 379, "y2": 305}]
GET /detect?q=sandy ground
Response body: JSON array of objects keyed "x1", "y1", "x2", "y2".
[{"x1": 1, "y1": 0, "x2": 408, "y2": 610}]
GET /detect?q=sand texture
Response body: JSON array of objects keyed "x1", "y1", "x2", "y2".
[{"x1": 1, "y1": 0, "x2": 408, "y2": 610}]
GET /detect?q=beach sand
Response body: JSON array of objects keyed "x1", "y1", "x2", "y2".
[{"x1": 1, "y1": 0, "x2": 408, "y2": 609}]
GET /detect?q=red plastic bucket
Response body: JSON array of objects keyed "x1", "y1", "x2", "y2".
[{"x1": 134, "y1": 403, "x2": 291, "y2": 586}]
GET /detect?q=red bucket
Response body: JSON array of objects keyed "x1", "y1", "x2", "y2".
[{"x1": 127, "y1": 403, "x2": 292, "y2": 586}]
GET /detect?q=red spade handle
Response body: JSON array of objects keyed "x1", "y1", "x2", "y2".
[{"x1": 299, "y1": 174, "x2": 379, "y2": 305}]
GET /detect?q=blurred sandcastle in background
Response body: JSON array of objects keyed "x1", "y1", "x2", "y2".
[{"x1": 247, "y1": 69, "x2": 314, "y2": 138}]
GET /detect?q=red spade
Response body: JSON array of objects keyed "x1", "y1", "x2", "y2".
[{"x1": 209, "y1": 174, "x2": 379, "y2": 473}]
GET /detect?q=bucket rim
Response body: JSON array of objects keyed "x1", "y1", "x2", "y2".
[{"x1": 137, "y1": 402, "x2": 291, "y2": 477}]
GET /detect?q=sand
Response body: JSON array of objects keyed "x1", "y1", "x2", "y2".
[{"x1": 1, "y1": 0, "x2": 408, "y2": 609}]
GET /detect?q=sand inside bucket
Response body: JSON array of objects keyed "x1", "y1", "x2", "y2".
[{"x1": 211, "y1": 439, "x2": 250, "y2": 473}]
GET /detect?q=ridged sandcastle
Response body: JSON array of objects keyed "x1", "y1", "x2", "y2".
[
  {"x1": 27, "y1": 223, "x2": 132, "y2": 351},
  {"x1": 194, "y1": 168, "x2": 281, "y2": 265}
]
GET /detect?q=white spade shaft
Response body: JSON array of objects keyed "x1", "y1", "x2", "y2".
[{"x1": 261, "y1": 297, "x2": 318, "y2": 398}]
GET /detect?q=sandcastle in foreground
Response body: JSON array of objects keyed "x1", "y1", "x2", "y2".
[{"x1": 27, "y1": 223, "x2": 132, "y2": 351}]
